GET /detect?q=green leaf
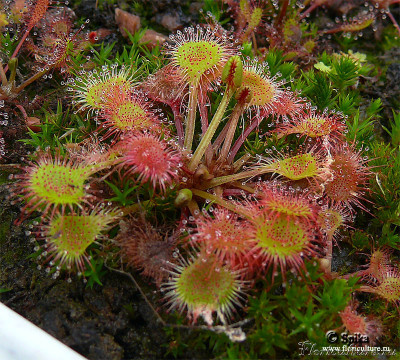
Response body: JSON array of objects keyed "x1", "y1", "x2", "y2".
[
  {"x1": 247, "y1": 290, "x2": 278, "y2": 322},
  {"x1": 346, "y1": 110, "x2": 374, "y2": 143},
  {"x1": 329, "y1": 57, "x2": 360, "y2": 90},
  {"x1": 314, "y1": 278, "x2": 355, "y2": 314},
  {"x1": 302, "y1": 70, "x2": 336, "y2": 110},
  {"x1": 84, "y1": 258, "x2": 107, "y2": 288},
  {"x1": 382, "y1": 110, "x2": 400, "y2": 147},
  {"x1": 105, "y1": 179, "x2": 138, "y2": 206}
]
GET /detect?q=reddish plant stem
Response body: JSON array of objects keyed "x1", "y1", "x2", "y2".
[
  {"x1": 15, "y1": 104, "x2": 28, "y2": 119},
  {"x1": 387, "y1": 11, "x2": 400, "y2": 37},
  {"x1": 14, "y1": 70, "x2": 47, "y2": 94},
  {"x1": 323, "y1": 28, "x2": 342, "y2": 35},
  {"x1": 252, "y1": 33, "x2": 258, "y2": 53},
  {"x1": 228, "y1": 115, "x2": 264, "y2": 163},
  {"x1": 198, "y1": 91, "x2": 209, "y2": 134},
  {"x1": 187, "y1": 199, "x2": 200, "y2": 217},
  {"x1": 0, "y1": 62, "x2": 7, "y2": 85},
  {"x1": 184, "y1": 84, "x2": 199, "y2": 150},
  {"x1": 275, "y1": 0, "x2": 290, "y2": 27},
  {"x1": 219, "y1": 100, "x2": 247, "y2": 162},
  {"x1": 191, "y1": 188, "x2": 251, "y2": 219},
  {"x1": 222, "y1": 182, "x2": 255, "y2": 196},
  {"x1": 299, "y1": 2, "x2": 321, "y2": 20},
  {"x1": 357, "y1": 285, "x2": 375, "y2": 294},
  {"x1": 188, "y1": 89, "x2": 232, "y2": 171},
  {"x1": 233, "y1": 153, "x2": 251, "y2": 172},
  {"x1": 339, "y1": 270, "x2": 367, "y2": 280},
  {"x1": 325, "y1": 234, "x2": 333, "y2": 274},
  {"x1": 172, "y1": 105, "x2": 184, "y2": 147},
  {"x1": 4, "y1": 30, "x2": 31, "y2": 73},
  {"x1": 198, "y1": 93, "x2": 214, "y2": 165},
  {"x1": 212, "y1": 125, "x2": 229, "y2": 152},
  {"x1": 199, "y1": 165, "x2": 274, "y2": 190}
]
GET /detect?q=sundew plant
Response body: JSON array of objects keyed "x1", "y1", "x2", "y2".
[{"x1": 1, "y1": 0, "x2": 400, "y2": 358}]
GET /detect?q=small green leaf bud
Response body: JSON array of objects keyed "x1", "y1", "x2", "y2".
[
  {"x1": 222, "y1": 56, "x2": 243, "y2": 90},
  {"x1": 175, "y1": 189, "x2": 193, "y2": 208}
]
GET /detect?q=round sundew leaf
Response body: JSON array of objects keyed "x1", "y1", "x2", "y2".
[
  {"x1": 221, "y1": 55, "x2": 243, "y2": 89},
  {"x1": 69, "y1": 65, "x2": 136, "y2": 115},
  {"x1": 276, "y1": 109, "x2": 347, "y2": 140},
  {"x1": 292, "y1": 115, "x2": 337, "y2": 138},
  {"x1": 254, "y1": 215, "x2": 309, "y2": 258},
  {"x1": 272, "y1": 153, "x2": 318, "y2": 180},
  {"x1": 325, "y1": 154, "x2": 360, "y2": 202},
  {"x1": 340, "y1": 306, "x2": 368, "y2": 334},
  {"x1": 363, "y1": 249, "x2": 391, "y2": 283},
  {"x1": 263, "y1": 196, "x2": 313, "y2": 218},
  {"x1": 241, "y1": 69, "x2": 275, "y2": 107},
  {"x1": 339, "y1": 304, "x2": 383, "y2": 346},
  {"x1": 318, "y1": 209, "x2": 343, "y2": 235},
  {"x1": 85, "y1": 77, "x2": 130, "y2": 109},
  {"x1": 176, "y1": 257, "x2": 237, "y2": 313},
  {"x1": 26, "y1": 0, "x2": 49, "y2": 29},
  {"x1": 376, "y1": 276, "x2": 400, "y2": 303},
  {"x1": 48, "y1": 215, "x2": 103, "y2": 258},
  {"x1": 193, "y1": 209, "x2": 252, "y2": 267},
  {"x1": 29, "y1": 162, "x2": 91, "y2": 205},
  {"x1": 120, "y1": 133, "x2": 181, "y2": 191},
  {"x1": 202, "y1": 218, "x2": 247, "y2": 250},
  {"x1": 111, "y1": 101, "x2": 152, "y2": 130},
  {"x1": 44, "y1": 210, "x2": 119, "y2": 272},
  {"x1": 176, "y1": 40, "x2": 223, "y2": 83},
  {"x1": 126, "y1": 137, "x2": 171, "y2": 173}
]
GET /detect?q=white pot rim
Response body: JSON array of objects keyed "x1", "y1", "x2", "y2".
[{"x1": 0, "y1": 302, "x2": 87, "y2": 360}]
